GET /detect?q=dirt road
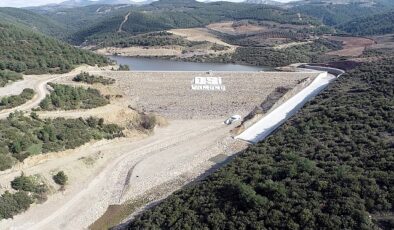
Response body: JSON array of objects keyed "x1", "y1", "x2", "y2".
[
  {"x1": 0, "y1": 66, "x2": 108, "y2": 119},
  {"x1": 0, "y1": 119, "x2": 245, "y2": 230},
  {"x1": 0, "y1": 75, "x2": 58, "y2": 119},
  {"x1": 118, "y1": 12, "x2": 131, "y2": 33}
]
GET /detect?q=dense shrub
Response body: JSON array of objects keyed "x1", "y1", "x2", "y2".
[
  {"x1": 338, "y1": 11, "x2": 394, "y2": 35},
  {"x1": 118, "y1": 64, "x2": 130, "y2": 71},
  {"x1": 0, "y1": 70, "x2": 23, "y2": 87},
  {"x1": 0, "y1": 191, "x2": 33, "y2": 220},
  {"x1": 181, "y1": 39, "x2": 341, "y2": 67},
  {"x1": 53, "y1": 171, "x2": 68, "y2": 186},
  {"x1": 0, "y1": 88, "x2": 35, "y2": 110},
  {"x1": 231, "y1": 39, "x2": 342, "y2": 67},
  {"x1": 11, "y1": 174, "x2": 48, "y2": 196},
  {"x1": 39, "y1": 83, "x2": 109, "y2": 110},
  {"x1": 88, "y1": 31, "x2": 202, "y2": 48},
  {"x1": 140, "y1": 114, "x2": 157, "y2": 130},
  {"x1": 0, "y1": 174, "x2": 49, "y2": 220},
  {"x1": 73, "y1": 72, "x2": 115, "y2": 85},
  {"x1": 0, "y1": 112, "x2": 124, "y2": 171}
]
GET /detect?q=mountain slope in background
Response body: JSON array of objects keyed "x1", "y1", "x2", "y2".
[
  {"x1": 292, "y1": 1, "x2": 392, "y2": 25},
  {"x1": 0, "y1": 8, "x2": 67, "y2": 38},
  {"x1": 293, "y1": 0, "x2": 378, "y2": 5},
  {"x1": 0, "y1": 22, "x2": 109, "y2": 74},
  {"x1": 55, "y1": 0, "x2": 321, "y2": 44},
  {"x1": 289, "y1": 0, "x2": 394, "y2": 7},
  {"x1": 59, "y1": 0, "x2": 131, "y2": 7},
  {"x1": 244, "y1": 0, "x2": 283, "y2": 5},
  {"x1": 338, "y1": 10, "x2": 394, "y2": 35},
  {"x1": 30, "y1": 4, "x2": 133, "y2": 41},
  {"x1": 37, "y1": 0, "x2": 155, "y2": 9}
]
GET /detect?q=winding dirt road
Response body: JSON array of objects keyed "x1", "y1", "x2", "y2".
[
  {"x1": 0, "y1": 66, "x2": 103, "y2": 119},
  {"x1": 0, "y1": 75, "x2": 56, "y2": 119}
]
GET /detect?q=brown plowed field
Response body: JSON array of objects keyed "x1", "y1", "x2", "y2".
[{"x1": 325, "y1": 36, "x2": 375, "y2": 57}]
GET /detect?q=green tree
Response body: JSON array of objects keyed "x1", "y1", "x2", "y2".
[{"x1": 53, "y1": 171, "x2": 68, "y2": 186}]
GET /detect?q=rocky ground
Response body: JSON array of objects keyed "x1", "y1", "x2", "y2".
[{"x1": 95, "y1": 71, "x2": 317, "y2": 119}]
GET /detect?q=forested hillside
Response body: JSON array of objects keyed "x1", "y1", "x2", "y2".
[
  {"x1": 39, "y1": 0, "x2": 320, "y2": 45},
  {"x1": 292, "y1": 2, "x2": 391, "y2": 26},
  {"x1": 0, "y1": 22, "x2": 109, "y2": 74},
  {"x1": 338, "y1": 11, "x2": 394, "y2": 35},
  {"x1": 125, "y1": 59, "x2": 394, "y2": 229},
  {"x1": 33, "y1": 4, "x2": 131, "y2": 41},
  {"x1": 0, "y1": 7, "x2": 66, "y2": 38},
  {"x1": 180, "y1": 38, "x2": 341, "y2": 67}
]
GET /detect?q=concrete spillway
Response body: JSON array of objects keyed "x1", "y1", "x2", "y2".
[{"x1": 236, "y1": 72, "x2": 335, "y2": 143}]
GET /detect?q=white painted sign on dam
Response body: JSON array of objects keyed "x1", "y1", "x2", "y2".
[{"x1": 191, "y1": 77, "x2": 226, "y2": 91}]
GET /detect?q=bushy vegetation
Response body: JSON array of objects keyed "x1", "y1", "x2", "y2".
[
  {"x1": 118, "y1": 64, "x2": 130, "y2": 71},
  {"x1": 292, "y1": 1, "x2": 394, "y2": 36},
  {"x1": 0, "y1": 191, "x2": 33, "y2": 220},
  {"x1": 11, "y1": 174, "x2": 48, "y2": 196},
  {"x1": 53, "y1": 171, "x2": 68, "y2": 186},
  {"x1": 0, "y1": 22, "x2": 109, "y2": 74},
  {"x1": 183, "y1": 39, "x2": 342, "y2": 67},
  {"x1": 234, "y1": 46, "x2": 311, "y2": 67},
  {"x1": 0, "y1": 174, "x2": 49, "y2": 220},
  {"x1": 73, "y1": 72, "x2": 115, "y2": 85},
  {"x1": 39, "y1": 83, "x2": 109, "y2": 110},
  {"x1": 0, "y1": 112, "x2": 123, "y2": 171},
  {"x1": 0, "y1": 7, "x2": 67, "y2": 38},
  {"x1": 293, "y1": 2, "x2": 390, "y2": 26},
  {"x1": 0, "y1": 89, "x2": 35, "y2": 111},
  {"x1": 139, "y1": 114, "x2": 157, "y2": 131},
  {"x1": 126, "y1": 59, "x2": 394, "y2": 229},
  {"x1": 0, "y1": 70, "x2": 23, "y2": 87},
  {"x1": 363, "y1": 48, "x2": 394, "y2": 58},
  {"x1": 235, "y1": 39, "x2": 342, "y2": 66},
  {"x1": 38, "y1": 4, "x2": 131, "y2": 43},
  {"x1": 338, "y1": 11, "x2": 394, "y2": 35},
  {"x1": 88, "y1": 31, "x2": 204, "y2": 48}
]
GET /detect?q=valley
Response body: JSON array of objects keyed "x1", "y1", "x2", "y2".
[{"x1": 0, "y1": 67, "x2": 320, "y2": 229}]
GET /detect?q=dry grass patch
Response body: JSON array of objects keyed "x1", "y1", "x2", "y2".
[
  {"x1": 207, "y1": 21, "x2": 267, "y2": 35},
  {"x1": 169, "y1": 28, "x2": 233, "y2": 47}
]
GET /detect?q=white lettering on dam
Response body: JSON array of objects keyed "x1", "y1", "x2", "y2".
[{"x1": 191, "y1": 77, "x2": 226, "y2": 91}]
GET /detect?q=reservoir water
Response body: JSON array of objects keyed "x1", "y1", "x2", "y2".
[{"x1": 109, "y1": 56, "x2": 267, "y2": 71}]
